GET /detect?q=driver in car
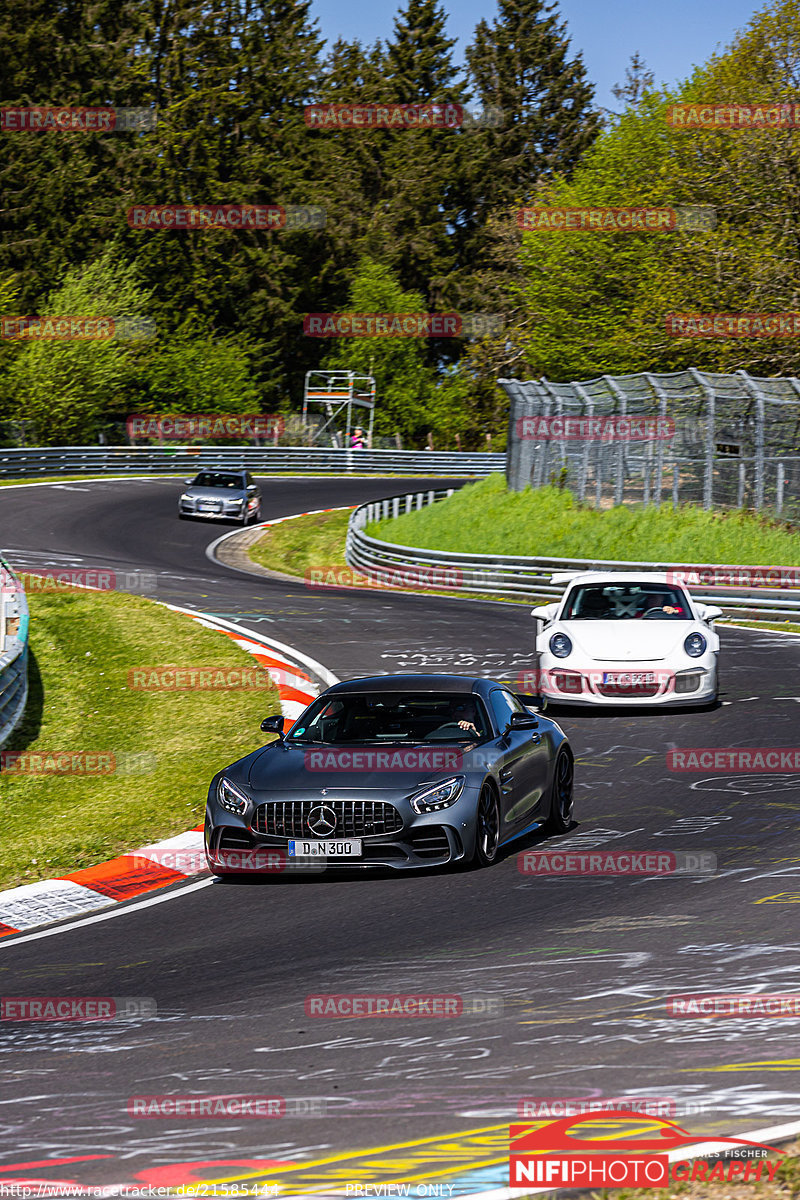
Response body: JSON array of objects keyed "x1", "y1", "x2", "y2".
[{"x1": 453, "y1": 700, "x2": 480, "y2": 735}]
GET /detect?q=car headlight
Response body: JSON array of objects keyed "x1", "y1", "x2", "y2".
[
  {"x1": 180, "y1": 493, "x2": 192, "y2": 503},
  {"x1": 409, "y1": 776, "x2": 465, "y2": 814},
  {"x1": 684, "y1": 632, "x2": 707, "y2": 658},
  {"x1": 217, "y1": 776, "x2": 250, "y2": 815},
  {"x1": 549, "y1": 632, "x2": 573, "y2": 659}
]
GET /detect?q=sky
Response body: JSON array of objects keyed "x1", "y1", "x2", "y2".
[{"x1": 307, "y1": 0, "x2": 764, "y2": 112}]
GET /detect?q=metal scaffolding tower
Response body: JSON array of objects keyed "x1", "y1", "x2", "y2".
[{"x1": 302, "y1": 370, "x2": 376, "y2": 448}]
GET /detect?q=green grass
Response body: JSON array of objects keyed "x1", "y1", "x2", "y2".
[
  {"x1": 371, "y1": 474, "x2": 800, "y2": 565},
  {"x1": 1, "y1": 589, "x2": 280, "y2": 889},
  {"x1": 249, "y1": 509, "x2": 352, "y2": 575}
]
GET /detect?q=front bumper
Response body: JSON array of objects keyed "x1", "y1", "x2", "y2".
[
  {"x1": 204, "y1": 785, "x2": 484, "y2": 873},
  {"x1": 205, "y1": 820, "x2": 467, "y2": 871},
  {"x1": 537, "y1": 658, "x2": 718, "y2": 707},
  {"x1": 179, "y1": 502, "x2": 247, "y2": 520}
]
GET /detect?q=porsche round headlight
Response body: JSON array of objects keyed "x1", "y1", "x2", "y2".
[
  {"x1": 217, "y1": 776, "x2": 250, "y2": 815},
  {"x1": 684, "y1": 632, "x2": 707, "y2": 658},
  {"x1": 549, "y1": 633, "x2": 573, "y2": 659}
]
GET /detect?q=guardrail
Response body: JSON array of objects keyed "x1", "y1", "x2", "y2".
[
  {"x1": 346, "y1": 489, "x2": 800, "y2": 622},
  {"x1": 0, "y1": 558, "x2": 29, "y2": 749},
  {"x1": 0, "y1": 446, "x2": 505, "y2": 479}
]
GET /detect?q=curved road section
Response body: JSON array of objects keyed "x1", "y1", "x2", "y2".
[{"x1": 1, "y1": 476, "x2": 799, "y2": 1195}]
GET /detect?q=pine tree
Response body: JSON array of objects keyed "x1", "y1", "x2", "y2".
[{"x1": 465, "y1": 0, "x2": 600, "y2": 209}]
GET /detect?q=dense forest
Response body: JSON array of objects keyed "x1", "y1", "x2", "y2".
[{"x1": 0, "y1": 0, "x2": 798, "y2": 446}]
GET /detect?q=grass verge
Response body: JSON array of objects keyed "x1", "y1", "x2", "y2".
[
  {"x1": 1, "y1": 589, "x2": 280, "y2": 890},
  {"x1": 248, "y1": 509, "x2": 352, "y2": 575},
  {"x1": 371, "y1": 474, "x2": 800, "y2": 565},
  {"x1": 246, "y1": 509, "x2": 549, "y2": 604},
  {"x1": 244, "y1": 509, "x2": 800, "y2": 628}
]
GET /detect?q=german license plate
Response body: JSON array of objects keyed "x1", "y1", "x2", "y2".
[
  {"x1": 288, "y1": 839, "x2": 362, "y2": 857},
  {"x1": 603, "y1": 671, "x2": 656, "y2": 687}
]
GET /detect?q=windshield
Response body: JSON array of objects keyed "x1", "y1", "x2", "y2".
[
  {"x1": 191, "y1": 472, "x2": 244, "y2": 490},
  {"x1": 562, "y1": 583, "x2": 691, "y2": 620},
  {"x1": 286, "y1": 692, "x2": 491, "y2": 745}
]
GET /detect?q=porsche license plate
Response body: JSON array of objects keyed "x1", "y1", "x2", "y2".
[
  {"x1": 602, "y1": 671, "x2": 656, "y2": 687},
  {"x1": 288, "y1": 839, "x2": 362, "y2": 857}
]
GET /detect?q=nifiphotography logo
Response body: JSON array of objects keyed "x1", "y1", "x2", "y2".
[{"x1": 509, "y1": 1110, "x2": 783, "y2": 1188}]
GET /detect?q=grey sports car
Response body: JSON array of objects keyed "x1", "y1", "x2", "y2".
[
  {"x1": 205, "y1": 674, "x2": 574, "y2": 874},
  {"x1": 178, "y1": 469, "x2": 261, "y2": 524}
]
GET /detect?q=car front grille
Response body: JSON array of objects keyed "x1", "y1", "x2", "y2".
[
  {"x1": 596, "y1": 681, "x2": 661, "y2": 697},
  {"x1": 254, "y1": 800, "x2": 404, "y2": 839}
]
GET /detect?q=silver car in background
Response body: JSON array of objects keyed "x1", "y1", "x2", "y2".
[{"x1": 178, "y1": 470, "x2": 262, "y2": 525}]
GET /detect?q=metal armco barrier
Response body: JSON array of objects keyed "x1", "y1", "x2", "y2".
[
  {"x1": 0, "y1": 557, "x2": 29, "y2": 749},
  {"x1": 0, "y1": 446, "x2": 505, "y2": 479},
  {"x1": 346, "y1": 490, "x2": 800, "y2": 622}
]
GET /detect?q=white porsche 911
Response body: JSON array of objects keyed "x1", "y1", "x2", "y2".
[{"x1": 531, "y1": 571, "x2": 722, "y2": 708}]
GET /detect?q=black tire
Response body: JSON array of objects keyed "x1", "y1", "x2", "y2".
[
  {"x1": 471, "y1": 783, "x2": 501, "y2": 868},
  {"x1": 545, "y1": 747, "x2": 574, "y2": 835}
]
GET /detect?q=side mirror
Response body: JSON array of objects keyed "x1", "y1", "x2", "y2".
[
  {"x1": 531, "y1": 604, "x2": 557, "y2": 624},
  {"x1": 509, "y1": 711, "x2": 539, "y2": 731},
  {"x1": 247, "y1": 484, "x2": 257, "y2": 493},
  {"x1": 260, "y1": 714, "x2": 286, "y2": 738},
  {"x1": 183, "y1": 478, "x2": 193, "y2": 485},
  {"x1": 702, "y1": 605, "x2": 723, "y2": 622}
]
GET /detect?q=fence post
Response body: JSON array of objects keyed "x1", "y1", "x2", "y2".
[
  {"x1": 777, "y1": 462, "x2": 785, "y2": 514},
  {"x1": 737, "y1": 371, "x2": 766, "y2": 511},
  {"x1": 603, "y1": 375, "x2": 627, "y2": 507},
  {"x1": 689, "y1": 368, "x2": 715, "y2": 510},
  {"x1": 645, "y1": 374, "x2": 670, "y2": 509},
  {"x1": 574, "y1": 383, "x2": 593, "y2": 503},
  {"x1": 532, "y1": 389, "x2": 552, "y2": 490}
]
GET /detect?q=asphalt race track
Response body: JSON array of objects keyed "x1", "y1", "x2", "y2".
[{"x1": 1, "y1": 475, "x2": 800, "y2": 1195}]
